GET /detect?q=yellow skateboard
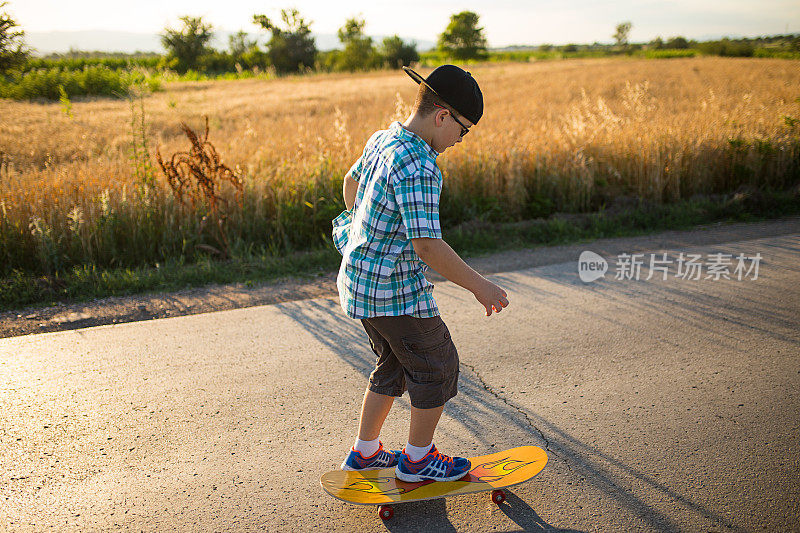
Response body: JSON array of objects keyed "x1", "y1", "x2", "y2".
[{"x1": 320, "y1": 445, "x2": 547, "y2": 520}]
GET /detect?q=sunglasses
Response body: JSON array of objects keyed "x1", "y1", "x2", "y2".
[{"x1": 433, "y1": 103, "x2": 470, "y2": 137}]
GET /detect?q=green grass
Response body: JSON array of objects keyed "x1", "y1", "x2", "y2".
[
  {"x1": 643, "y1": 49, "x2": 700, "y2": 59},
  {"x1": 0, "y1": 65, "x2": 161, "y2": 100},
  {"x1": 23, "y1": 56, "x2": 162, "y2": 73},
  {"x1": 2, "y1": 188, "x2": 798, "y2": 311},
  {"x1": 753, "y1": 48, "x2": 800, "y2": 59},
  {"x1": 419, "y1": 46, "x2": 799, "y2": 66}
]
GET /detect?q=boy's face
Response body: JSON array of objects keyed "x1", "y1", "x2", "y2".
[{"x1": 431, "y1": 108, "x2": 474, "y2": 153}]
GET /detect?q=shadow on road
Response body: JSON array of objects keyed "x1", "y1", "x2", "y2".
[
  {"x1": 276, "y1": 296, "x2": 752, "y2": 531},
  {"x1": 378, "y1": 493, "x2": 585, "y2": 533},
  {"x1": 383, "y1": 499, "x2": 456, "y2": 533},
  {"x1": 342, "y1": 492, "x2": 583, "y2": 533},
  {"x1": 499, "y1": 491, "x2": 586, "y2": 532}
]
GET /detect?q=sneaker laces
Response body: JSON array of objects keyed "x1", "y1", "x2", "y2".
[{"x1": 431, "y1": 448, "x2": 454, "y2": 465}]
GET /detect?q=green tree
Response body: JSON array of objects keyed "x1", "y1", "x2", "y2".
[
  {"x1": 665, "y1": 36, "x2": 689, "y2": 49},
  {"x1": 380, "y1": 35, "x2": 418, "y2": 68},
  {"x1": 437, "y1": 11, "x2": 487, "y2": 60},
  {"x1": 253, "y1": 9, "x2": 317, "y2": 73},
  {"x1": 649, "y1": 36, "x2": 664, "y2": 50},
  {"x1": 336, "y1": 16, "x2": 379, "y2": 71},
  {"x1": 229, "y1": 30, "x2": 258, "y2": 59},
  {"x1": 613, "y1": 21, "x2": 632, "y2": 49},
  {"x1": 161, "y1": 16, "x2": 214, "y2": 73},
  {"x1": 0, "y1": 2, "x2": 28, "y2": 73}
]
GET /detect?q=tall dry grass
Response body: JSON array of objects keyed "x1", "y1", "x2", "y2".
[{"x1": 1, "y1": 57, "x2": 798, "y2": 275}]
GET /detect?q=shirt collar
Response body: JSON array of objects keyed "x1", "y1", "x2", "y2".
[{"x1": 390, "y1": 121, "x2": 439, "y2": 159}]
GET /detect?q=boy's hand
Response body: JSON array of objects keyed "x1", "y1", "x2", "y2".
[
  {"x1": 409, "y1": 238, "x2": 509, "y2": 316},
  {"x1": 474, "y1": 279, "x2": 509, "y2": 316}
]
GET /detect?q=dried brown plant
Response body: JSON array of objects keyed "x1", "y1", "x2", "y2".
[
  {"x1": 156, "y1": 116, "x2": 244, "y2": 257},
  {"x1": 156, "y1": 116, "x2": 243, "y2": 213}
]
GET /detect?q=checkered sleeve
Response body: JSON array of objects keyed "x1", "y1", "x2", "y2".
[
  {"x1": 394, "y1": 170, "x2": 442, "y2": 240},
  {"x1": 346, "y1": 155, "x2": 364, "y2": 183}
]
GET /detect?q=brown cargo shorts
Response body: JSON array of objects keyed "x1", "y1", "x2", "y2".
[{"x1": 360, "y1": 314, "x2": 459, "y2": 409}]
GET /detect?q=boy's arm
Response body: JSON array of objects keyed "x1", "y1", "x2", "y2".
[
  {"x1": 343, "y1": 172, "x2": 358, "y2": 211},
  {"x1": 412, "y1": 237, "x2": 509, "y2": 316}
]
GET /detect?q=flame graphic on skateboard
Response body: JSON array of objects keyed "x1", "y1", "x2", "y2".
[
  {"x1": 467, "y1": 456, "x2": 538, "y2": 483},
  {"x1": 321, "y1": 445, "x2": 548, "y2": 505}
]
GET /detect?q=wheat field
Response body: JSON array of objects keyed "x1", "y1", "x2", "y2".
[{"x1": 1, "y1": 57, "x2": 798, "y2": 275}]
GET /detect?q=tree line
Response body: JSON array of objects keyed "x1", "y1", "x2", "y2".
[
  {"x1": 599, "y1": 20, "x2": 799, "y2": 57},
  {"x1": 0, "y1": 5, "x2": 489, "y2": 76},
  {"x1": 160, "y1": 9, "x2": 489, "y2": 74}
]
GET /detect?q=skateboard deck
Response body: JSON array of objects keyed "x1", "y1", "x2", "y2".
[{"x1": 320, "y1": 445, "x2": 547, "y2": 518}]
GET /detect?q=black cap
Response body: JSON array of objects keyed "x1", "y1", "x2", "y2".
[{"x1": 403, "y1": 64, "x2": 483, "y2": 125}]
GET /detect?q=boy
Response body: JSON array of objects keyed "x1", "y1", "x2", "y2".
[{"x1": 332, "y1": 65, "x2": 509, "y2": 482}]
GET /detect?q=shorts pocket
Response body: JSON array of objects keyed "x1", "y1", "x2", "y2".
[
  {"x1": 400, "y1": 322, "x2": 450, "y2": 355},
  {"x1": 399, "y1": 323, "x2": 453, "y2": 381}
]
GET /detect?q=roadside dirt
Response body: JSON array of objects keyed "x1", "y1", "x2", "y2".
[{"x1": 2, "y1": 216, "x2": 798, "y2": 339}]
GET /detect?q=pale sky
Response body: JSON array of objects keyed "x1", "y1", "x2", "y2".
[{"x1": 9, "y1": 0, "x2": 800, "y2": 47}]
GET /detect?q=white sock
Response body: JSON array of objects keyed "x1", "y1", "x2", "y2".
[
  {"x1": 354, "y1": 437, "x2": 380, "y2": 457},
  {"x1": 405, "y1": 442, "x2": 433, "y2": 462}
]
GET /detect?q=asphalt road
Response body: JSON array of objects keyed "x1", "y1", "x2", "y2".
[{"x1": 1, "y1": 229, "x2": 799, "y2": 532}]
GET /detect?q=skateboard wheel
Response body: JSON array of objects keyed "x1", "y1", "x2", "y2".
[
  {"x1": 491, "y1": 489, "x2": 506, "y2": 504},
  {"x1": 378, "y1": 505, "x2": 394, "y2": 520}
]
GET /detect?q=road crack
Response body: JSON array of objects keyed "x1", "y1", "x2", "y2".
[{"x1": 459, "y1": 361, "x2": 572, "y2": 472}]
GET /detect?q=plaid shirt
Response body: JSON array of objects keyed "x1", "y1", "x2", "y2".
[{"x1": 332, "y1": 121, "x2": 443, "y2": 319}]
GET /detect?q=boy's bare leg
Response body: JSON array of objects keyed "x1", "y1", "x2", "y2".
[
  {"x1": 408, "y1": 404, "x2": 445, "y2": 447},
  {"x1": 357, "y1": 389, "x2": 395, "y2": 441}
]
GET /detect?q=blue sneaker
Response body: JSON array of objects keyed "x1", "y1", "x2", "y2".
[
  {"x1": 341, "y1": 442, "x2": 402, "y2": 471},
  {"x1": 395, "y1": 444, "x2": 471, "y2": 482}
]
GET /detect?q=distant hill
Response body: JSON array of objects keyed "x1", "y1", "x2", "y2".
[{"x1": 25, "y1": 30, "x2": 436, "y2": 56}]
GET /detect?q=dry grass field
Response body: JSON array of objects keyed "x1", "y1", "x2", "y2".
[{"x1": 1, "y1": 57, "x2": 798, "y2": 275}]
